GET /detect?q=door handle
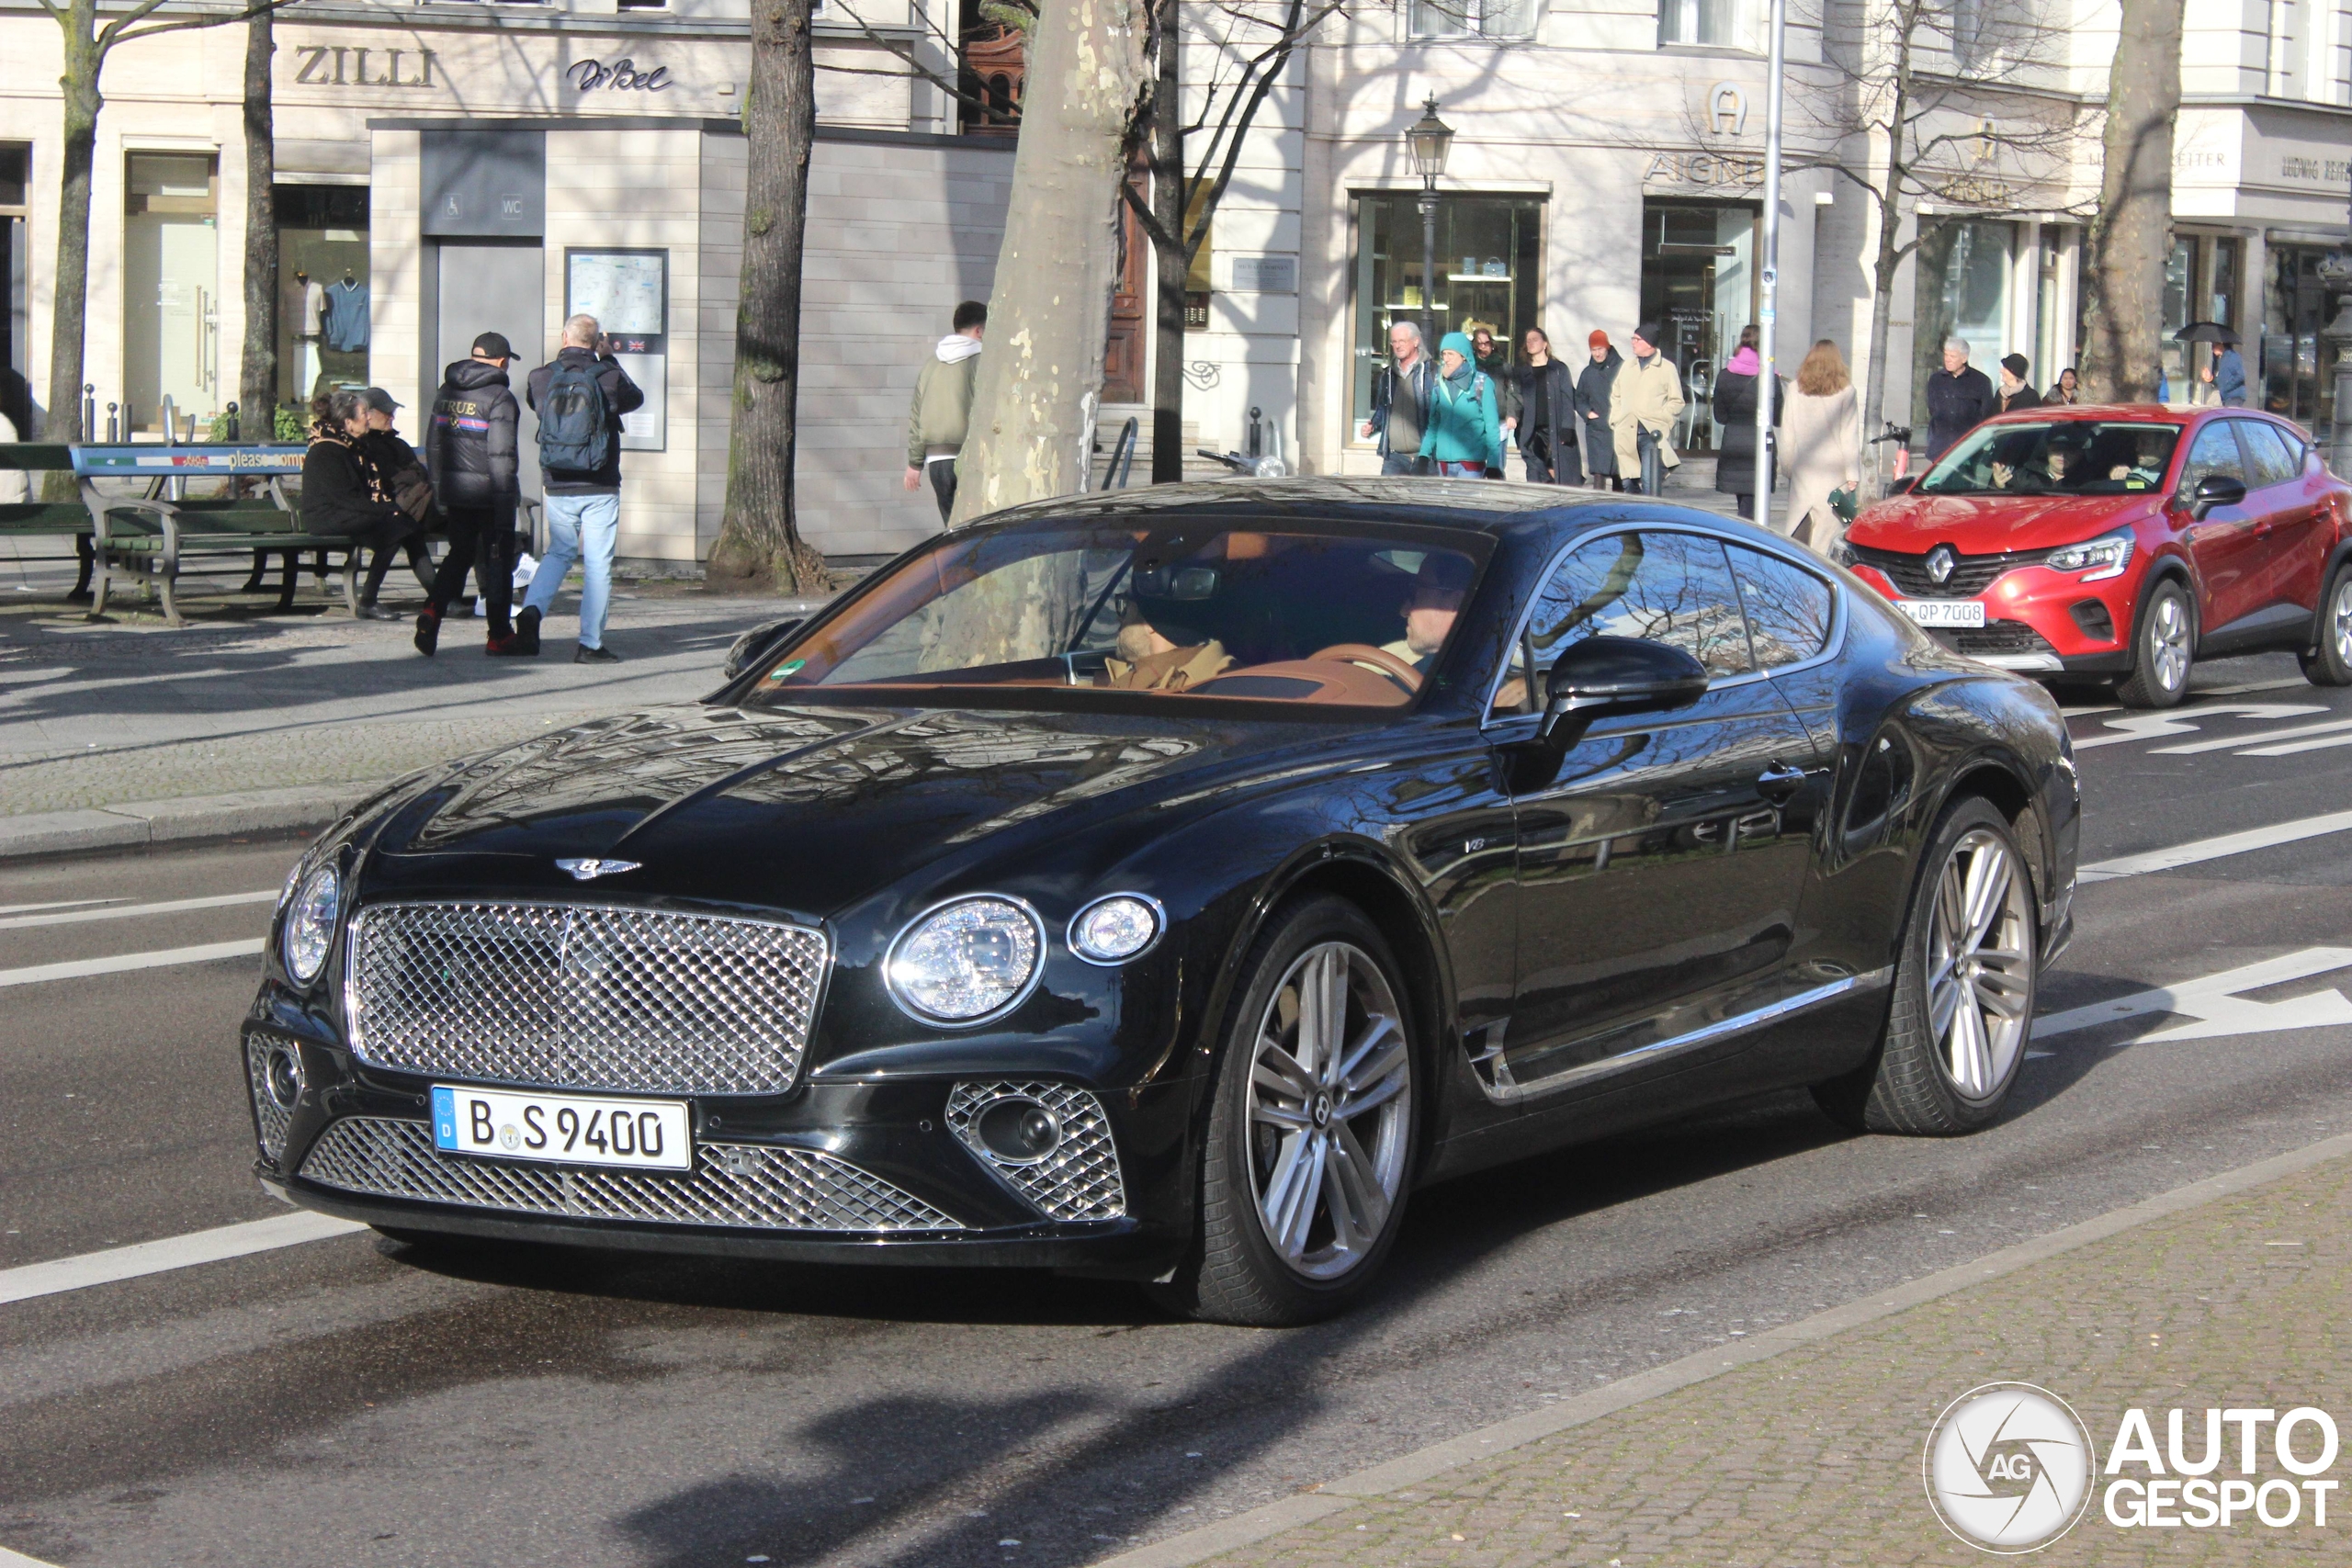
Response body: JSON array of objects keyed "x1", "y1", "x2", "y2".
[{"x1": 1756, "y1": 762, "x2": 1807, "y2": 801}]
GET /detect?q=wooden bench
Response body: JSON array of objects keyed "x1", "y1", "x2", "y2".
[{"x1": 0, "y1": 444, "x2": 99, "y2": 599}]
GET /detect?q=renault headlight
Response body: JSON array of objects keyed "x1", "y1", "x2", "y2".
[
  {"x1": 283, "y1": 867, "x2": 342, "y2": 985},
  {"x1": 2046, "y1": 530, "x2": 2133, "y2": 582},
  {"x1": 886, "y1": 897, "x2": 1044, "y2": 1024}
]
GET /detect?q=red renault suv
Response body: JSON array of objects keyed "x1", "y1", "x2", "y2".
[{"x1": 1838, "y1": 404, "x2": 2352, "y2": 706}]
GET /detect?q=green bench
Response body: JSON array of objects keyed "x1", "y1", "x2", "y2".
[{"x1": 0, "y1": 444, "x2": 98, "y2": 599}]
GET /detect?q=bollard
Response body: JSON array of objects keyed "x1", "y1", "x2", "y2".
[
  {"x1": 106, "y1": 402, "x2": 119, "y2": 444},
  {"x1": 81, "y1": 384, "x2": 96, "y2": 441},
  {"x1": 225, "y1": 401, "x2": 240, "y2": 442},
  {"x1": 1248, "y1": 406, "x2": 1263, "y2": 458}
]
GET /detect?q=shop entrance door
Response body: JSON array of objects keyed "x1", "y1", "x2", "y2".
[
  {"x1": 436, "y1": 242, "x2": 544, "y2": 491},
  {"x1": 1638, "y1": 201, "x2": 1758, "y2": 453},
  {"x1": 124, "y1": 154, "x2": 220, "y2": 435}
]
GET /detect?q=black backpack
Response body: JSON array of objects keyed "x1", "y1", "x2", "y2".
[{"x1": 537, "y1": 359, "x2": 608, "y2": 475}]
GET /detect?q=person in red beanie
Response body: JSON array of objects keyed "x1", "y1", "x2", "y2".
[{"x1": 1576, "y1": 330, "x2": 1626, "y2": 491}]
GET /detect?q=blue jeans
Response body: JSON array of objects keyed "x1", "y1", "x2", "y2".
[
  {"x1": 526, "y1": 491, "x2": 619, "y2": 649},
  {"x1": 1380, "y1": 453, "x2": 1428, "y2": 476}
]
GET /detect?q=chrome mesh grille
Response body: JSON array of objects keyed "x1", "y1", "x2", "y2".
[
  {"x1": 300, "y1": 1117, "x2": 962, "y2": 1232},
  {"x1": 245, "y1": 1035, "x2": 292, "y2": 1164},
  {"x1": 346, "y1": 902, "x2": 829, "y2": 1095},
  {"x1": 945, "y1": 1081, "x2": 1126, "y2": 1222}
]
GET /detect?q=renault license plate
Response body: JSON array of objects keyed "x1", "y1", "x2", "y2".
[
  {"x1": 431, "y1": 1085, "x2": 693, "y2": 1171},
  {"x1": 1899, "y1": 600, "x2": 1986, "y2": 628}
]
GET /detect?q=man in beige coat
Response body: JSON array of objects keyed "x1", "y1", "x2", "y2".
[{"x1": 1610, "y1": 322, "x2": 1687, "y2": 495}]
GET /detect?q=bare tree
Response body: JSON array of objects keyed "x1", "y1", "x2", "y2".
[
  {"x1": 238, "y1": 9, "x2": 276, "y2": 443},
  {"x1": 2079, "y1": 0, "x2": 2183, "y2": 403},
  {"x1": 948, "y1": 0, "x2": 1153, "y2": 520},
  {"x1": 36, "y1": 0, "x2": 300, "y2": 487},
  {"x1": 708, "y1": 0, "x2": 828, "y2": 593},
  {"x1": 1786, "y1": 0, "x2": 2090, "y2": 490}
]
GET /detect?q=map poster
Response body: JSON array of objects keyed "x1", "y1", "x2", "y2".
[{"x1": 566, "y1": 251, "x2": 666, "y2": 338}]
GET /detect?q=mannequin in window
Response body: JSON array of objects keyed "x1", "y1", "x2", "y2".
[{"x1": 284, "y1": 267, "x2": 324, "y2": 398}]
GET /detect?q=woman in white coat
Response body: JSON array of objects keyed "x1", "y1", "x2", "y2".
[{"x1": 1781, "y1": 339, "x2": 1860, "y2": 553}]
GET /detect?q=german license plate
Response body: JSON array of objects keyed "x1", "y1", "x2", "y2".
[
  {"x1": 1899, "y1": 600, "x2": 1986, "y2": 628},
  {"x1": 431, "y1": 1085, "x2": 693, "y2": 1171}
]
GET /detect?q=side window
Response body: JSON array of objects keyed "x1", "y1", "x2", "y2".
[
  {"x1": 1525, "y1": 531, "x2": 1756, "y2": 681},
  {"x1": 2235, "y1": 420, "x2": 2299, "y2": 491},
  {"x1": 2179, "y1": 421, "x2": 2248, "y2": 491},
  {"x1": 1724, "y1": 544, "x2": 1837, "y2": 668}
]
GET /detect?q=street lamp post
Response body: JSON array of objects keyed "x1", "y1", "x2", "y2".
[
  {"x1": 1406, "y1": 96, "x2": 1455, "y2": 356},
  {"x1": 1754, "y1": 0, "x2": 1787, "y2": 516},
  {"x1": 2323, "y1": 165, "x2": 2352, "y2": 475}
]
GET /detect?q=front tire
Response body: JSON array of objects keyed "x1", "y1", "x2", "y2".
[
  {"x1": 1152, "y1": 897, "x2": 1419, "y2": 1325},
  {"x1": 1814, "y1": 797, "x2": 2037, "y2": 1135},
  {"x1": 2115, "y1": 579, "x2": 2193, "y2": 708},
  {"x1": 2300, "y1": 564, "x2": 2352, "y2": 686}
]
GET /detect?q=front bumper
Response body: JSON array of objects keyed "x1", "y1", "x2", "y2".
[
  {"x1": 1855, "y1": 559, "x2": 2140, "y2": 675},
  {"x1": 243, "y1": 1023, "x2": 1199, "y2": 1279}
]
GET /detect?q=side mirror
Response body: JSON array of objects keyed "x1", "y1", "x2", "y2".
[
  {"x1": 2188, "y1": 473, "x2": 2246, "y2": 520},
  {"x1": 1538, "y1": 636, "x2": 1711, "y2": 743},
  {"x1": 1889, "y1": 474, "x2": 1919, "y2": 495},
  {"x1": 723, "y1": 616, "x2": 805, "y2": 682}
]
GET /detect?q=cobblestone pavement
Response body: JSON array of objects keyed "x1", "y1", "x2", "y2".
[
  {"x1": 1199, "y1": 1156, "x2": 2352, "y2": 1567},
  {"x1": 0, "y1": 572, "x2": 806, "y2": 815}
]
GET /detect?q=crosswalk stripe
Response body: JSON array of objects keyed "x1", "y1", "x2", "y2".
[
  {"x1": 0, "y1": 1211, "x2": 369, "y2": 1307},
  {"x1": 0, "y1": 889, "x2": 277, "y2": 931},
  {"x1": 0, "y1": 938, "x2": 266, "y2": 988},
  {"x1": 2077, "y1": 807, "x2": 2352, "y2": 883},
  {"x1": 2151, "y1": 715, "x2": 2352, "y2": 755}
]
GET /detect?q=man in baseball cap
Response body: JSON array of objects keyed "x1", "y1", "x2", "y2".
[{"x1": 418, "y1": 332, "x2": 527, "y2": 655}]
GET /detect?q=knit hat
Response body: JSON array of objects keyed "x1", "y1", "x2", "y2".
[
  {"x1": 1589, "y1": 330, "x2": 1610, "y2": 350},
  {"x1": 2001, "y1": 353, "x2": 2030, "y2": 379},
  {"x1": 1633, "y1": 321, "x2": 1664, "y2": 348},
  {"x1": 1440, "y1": 331, "x2": 1476, "y2": 357}
]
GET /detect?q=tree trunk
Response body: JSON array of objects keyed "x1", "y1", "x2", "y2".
[
  {"x1": 708, "y1": 0, "x2": 825, "y2": 594},
  {"x1": 1148, "y1": 0, "x2": 1185, "y2": 484},
  {"x1": 2081, "y1": 0, "x2": 2184, "y2": 404},
  {"x1": 43, "y1": 4, "x2": 101, "y2": 493},
  {"x1": 238, "y1": 10, "x2": 277, "y2": 443},
  {"x1": 1861, "y1": 237, "x2": 1896, "y2": 495},
  {"x1": 950, "y1": 0, "x2": 1152, "y2": 523}
]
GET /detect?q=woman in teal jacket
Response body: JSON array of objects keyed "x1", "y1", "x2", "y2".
[{"x1": 1419, "y1": 332, "x2": 1505, "y2": 476}]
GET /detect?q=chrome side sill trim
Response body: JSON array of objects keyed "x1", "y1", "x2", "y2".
[{"x1": 1478, "y1": 966, "x2": 1894, "y2": 1105}]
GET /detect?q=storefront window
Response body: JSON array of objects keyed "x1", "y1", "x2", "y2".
[
  {"x1": 2263, "y1": 244, "x2": 2333, "y2": 431},
  {"x1": 1638, "y1": 200, "x2": 1755, "y2": 448},
  {"x1": 1910, "y1": 219, "x2": 2012, "y2": 431},
  {"x1": 276, "y1": 185, "x2": 370, "y2": 413},
  {"x1": 1658, "y1": 0, "x2": 1743, "y2": 47},
  {"x1": 1410, "y1": 0, "x2": 1537, "y2": 36},
  {"x1": 1349, "y1": 193, "x2": 1543, "y2": 434},
  {"x1": 1, "y1": 143, "x2": 26, "y2": 391},
  {"x1": 123, "y1": 152, "x2": 219, "y2": 436},
  {"x1": 2159, "y1": 235, "x2": 2191, "y2": 395}
]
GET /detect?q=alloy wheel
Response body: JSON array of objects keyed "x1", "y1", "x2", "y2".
[
  {"x1": 2148, "y1": 592, "x2": 2191, "y2": 694},
  {"x1": 1245, "y1": 942, "x2": 1412, "y2": 1280},
  {"x1": 1926, "y1": 829, "x2": 2034, "y2": 1102},
  {"x1": 2334, "y1": 576, "x2": 2352, "y2": 668}
]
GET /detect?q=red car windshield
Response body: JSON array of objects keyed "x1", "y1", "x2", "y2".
[{"x1": 1917, "y1": 421, "x2": 2184, "y2": 497}]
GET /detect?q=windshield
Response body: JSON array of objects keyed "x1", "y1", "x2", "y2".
[
  {"x1": 749, "y1": 521, "x2": 1491, "y2": 711},
  {"x1": 1917, "y1": 421, "x2": 2185, "y2": 497}
]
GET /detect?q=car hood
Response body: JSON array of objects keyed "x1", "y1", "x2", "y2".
[
  {"x1": 361, "y1": 700, "x2": 1369, "y2": 917},
  {"x1": 1849, "y1": 491, "x2": 2160, "y2": 554}
]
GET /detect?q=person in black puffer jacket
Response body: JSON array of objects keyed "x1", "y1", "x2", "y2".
[
  {"x1": 301, "y1": 390, "x2": 423, "y2": 617},
  {"x1": 1712, "y1": 324, "x2": 1785, "y2": 521},
  {"x1": 417, "y1": 333, "x2": 526, "y2": 657}
]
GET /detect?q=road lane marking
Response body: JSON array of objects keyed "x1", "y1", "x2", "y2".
[
  {"x1": 0, "y1": 898, "x2": 125, "y2": 917},
  {"x1": 2075, "y1": 807, "x2": 2352, "y2": 882},
  {"x1": 2245, "y1": 728, "x2": 2352, "y2": 758},
  {"x1": 0, "y1": 1211, "x2": 369, "y2": 1307},
  {"x1": 2072, "y1": 703, "x2": 2329, "y2": 750},
  {"x1": 0, "y1": 938, "x2": 265, "y2": 988},
  {"x1": 2151, "y1": 715, "x2": 2352, "y2": 754},
  {"x1": 2034, "y1": 948, "x2": 2352, "y2": 1043},
  {"x1": 0, "y1": 889, "x2": 277, "y2": 931}
]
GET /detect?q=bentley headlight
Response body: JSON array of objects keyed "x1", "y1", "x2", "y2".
[
  {"x1": 2046, "y1": 529, "x2": 2133, "y2": 581},
  {"x1": 1069, "y1": 894, "x2": 1163, "y2": 964},
  {"x1": 283, "y1": 867, "x2": 342, "y2": 985},
  {"x1": 886, "y1": 897, "x2": 1044, "y2": 1024}
]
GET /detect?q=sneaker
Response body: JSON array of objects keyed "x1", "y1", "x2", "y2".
[
  {"x1": 512, "y1": 606, "x2": 542, "y2": 656},
  {"x1": 355, "y1": 601, "x2": 401, "y2": 621},
  {"x1": 413, "y1": 609, "x2": 441, "y2": 657},
  {"x1": 485, "y1": 630, "x2": 537, "y2": 657},
  {"x1": 574, "y1": 643, "x2": 620, "y2": 664}
]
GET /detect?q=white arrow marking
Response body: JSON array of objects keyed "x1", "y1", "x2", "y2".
[
  {"x1": 2152, "y1": 716, "x2": 2352, "y2": 755},
  {"x1": 2072, "y1": 704, "x2": 2330, "y2": 750},
  {"x1": 2035, "y1": 948, "x2": 2352, "y2": 1043}
]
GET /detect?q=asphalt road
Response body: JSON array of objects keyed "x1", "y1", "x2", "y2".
[{"x1": 7, "y1": 651, "x2": 2352, "y2": 1568}]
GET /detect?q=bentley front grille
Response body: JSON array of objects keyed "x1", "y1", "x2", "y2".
[
  {"x1": 345, "y1": 902, "x2": 829, "y2": 1096},
  {"x1": 945, "y1": 1081, "x2": 1126, "y2": 1223},
  {"x1": 300, "y1": 1117, "x2": 963, "y2": 1233}
]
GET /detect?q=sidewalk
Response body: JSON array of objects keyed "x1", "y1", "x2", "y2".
[
  {"x1": 0, "y1": 563, "x2": 821, "y2": 856},
  {"x1": 1111, "y1": 1140, "x2": 2352, "y2": 1567}
]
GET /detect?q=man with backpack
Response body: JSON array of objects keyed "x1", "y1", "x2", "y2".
[{"x1": 518, "y1": 313, "x2": 644, "y2": 662}]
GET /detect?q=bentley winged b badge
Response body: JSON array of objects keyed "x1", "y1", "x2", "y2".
[{"x1": 555, "y1": 858, "x2": 642, "y2": 881}]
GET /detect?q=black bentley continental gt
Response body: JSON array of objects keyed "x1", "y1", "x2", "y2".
[{"x1": 245, "y1": 479, "x2": 2078, "y2": 1324}]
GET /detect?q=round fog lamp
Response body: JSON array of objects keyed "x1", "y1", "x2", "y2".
[
  {"x1": 975, "y1": 1098, "x2": 1063, "y2": 1164},
  {"x1": 266, "y1": 1043, "x2": 305, "y2": 1111},
  {"x1": 1069, "y1": 894, "x2": 1163, "y2": 964},
  {"x1": 283, "y1": 867, "x2": 341, "y2": 985}
]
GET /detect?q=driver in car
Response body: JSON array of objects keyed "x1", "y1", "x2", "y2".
[
  {"x1": 2109, "y1": 432, "x2": 2172, "y2": 489},
  {"x1": 1991, "y1": 442, "x2": 2078, "y2": 491},
  {"x1": 1378, "y1": 554, "x2": 1475, "y2": 672},
  {"x1": 1102, "y1": 607, "x2": 1235, "y2": 691}
]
